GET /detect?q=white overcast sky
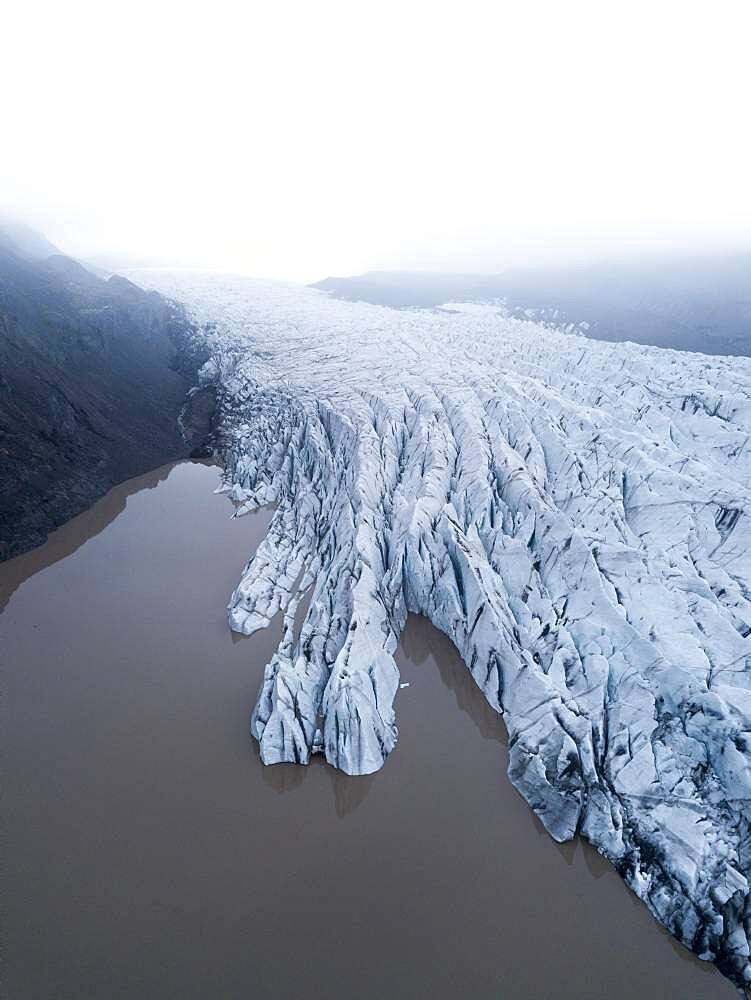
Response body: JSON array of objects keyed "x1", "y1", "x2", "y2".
[{"x1": 2, "y1": 0, "x2": 750, "y2": 281}]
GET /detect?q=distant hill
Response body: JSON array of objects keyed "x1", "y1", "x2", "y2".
[
  {"x1": 0, "y1": 219, "x2": 62, "y2": 261},
  {"x1": 313, "y1": 253, "x2": 751, "y2": 357},
  {"x1": 0, "y1": 223, "x2": 211, "y2": 560}
]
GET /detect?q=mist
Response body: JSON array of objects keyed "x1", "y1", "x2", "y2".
[{"x1": 2, "y1": 0, "x2": 749, "y2": 281}]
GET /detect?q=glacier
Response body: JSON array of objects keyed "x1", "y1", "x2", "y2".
[{"x1": 135, "y1": 270, "x2": 750, "y2": 991}]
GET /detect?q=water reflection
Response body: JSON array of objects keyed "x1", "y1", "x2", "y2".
[
  {"x1": 259, "y1": 754, "x2": 377, "y2": 818},
  {"x1": 260, "y1": 761, "x2": 308, "y2": 795},
  {"x1": 0, "y1": 463, "x2": 178, "y2": 612},
  {"x1": 255, "y1": 612, "x2": 502, "y2": 822},
  {"x1": 397, "y1": 611, "x2": 724, "y2": 986},
  {"x1": 402, "y1": 615, "x2": 508, "y2": 745}
]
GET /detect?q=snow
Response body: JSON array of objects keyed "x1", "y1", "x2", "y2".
[{"x1": 135, "y1": 269, "x2": 751, "y2": 990}]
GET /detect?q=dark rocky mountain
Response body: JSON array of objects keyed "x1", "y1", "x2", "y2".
[
  {"x1": 0, "y1": 219, "x2": 62, "y2": 261},
  {"x1": 0, "y1": 226, "x2": 211, "y2": 561},
  {"x1": 313, "y1": 252, "x2": 751, "y2": 356}
]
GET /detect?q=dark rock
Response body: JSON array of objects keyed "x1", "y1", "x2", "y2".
[
  {"x1": 181, "y1": 386, "x2": 218, "y2": 457},
  {"x1": 0, "y1": 228, "x2": 210, "y2": 561}
]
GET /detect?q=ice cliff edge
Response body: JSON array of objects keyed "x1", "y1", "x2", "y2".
[{"x1": 139, "y1": 271, "x2": 751, "y2": 992}]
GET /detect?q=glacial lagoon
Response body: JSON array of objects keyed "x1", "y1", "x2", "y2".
[{"x1": 2, "y1": 461, "x2": 732, "y2": 998}]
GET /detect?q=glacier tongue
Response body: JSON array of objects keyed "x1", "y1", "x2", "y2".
[{"x1": 139, "y1": 271, "x2": 750, "y2": 990}]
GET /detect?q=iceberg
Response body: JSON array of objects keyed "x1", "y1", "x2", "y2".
[{"x1": 137, "y1": 271, "x2": 751, "y2": 991}]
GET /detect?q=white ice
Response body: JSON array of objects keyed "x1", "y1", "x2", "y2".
[{"x1": 135, "y1": 270, "x2": 751, "y2": 990}]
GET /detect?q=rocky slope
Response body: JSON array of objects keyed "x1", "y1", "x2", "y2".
[
  {"x1": 0, "y1": 229, "x2": 211, "y2": 560},
  {"x1": 138, "y1": 269, "x2": 751, "y2": 992}
]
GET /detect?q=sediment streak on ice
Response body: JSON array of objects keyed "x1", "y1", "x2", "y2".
[{"x1": 138, "y1": 271, "x2": 751, "y2": 990}]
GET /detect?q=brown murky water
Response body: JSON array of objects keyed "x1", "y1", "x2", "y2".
[{"x1": 2, "y1": 462, "x2": 733, "y2": 999}]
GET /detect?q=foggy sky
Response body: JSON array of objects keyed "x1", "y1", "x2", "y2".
[{"x1": 2, "y1": 1, "x2": 750, "y2": 281}]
